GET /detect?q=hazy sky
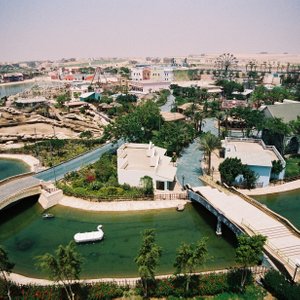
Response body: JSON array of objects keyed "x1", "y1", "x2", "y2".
[{"x1": 1, "y1": 0, "x2": 300, "y2": 61}]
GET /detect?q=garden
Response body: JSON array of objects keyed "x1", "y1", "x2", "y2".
[
  {"x1": 2, "y1": 137, "x2": 107, "y2": 167},
  {"x1": 58, "y1": 152, "x2": 153, "y2": 200},
  {"x1": 285, "y1": 154, "x2": 300, "y2": 178}
]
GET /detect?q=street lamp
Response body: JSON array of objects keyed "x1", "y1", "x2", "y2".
[
  {"x1": 52, "y1": 125, "x2": 56, "y2": 138},
  {"x1": 292, "y1": 260, "x2": 300, "y2": 282}
]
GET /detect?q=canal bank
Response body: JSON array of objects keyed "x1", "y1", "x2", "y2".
[{"x1": 0, "y1": 198, "x2": 238, "y2": 279}]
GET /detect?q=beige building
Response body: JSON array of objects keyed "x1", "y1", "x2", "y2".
[{"x1": 117, "y1": 142, "x2": 177, "y2": 190}]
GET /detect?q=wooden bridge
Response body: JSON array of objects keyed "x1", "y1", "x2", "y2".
[{"x1": 187, "y1": 181, "x2": 300, "y2": 282}]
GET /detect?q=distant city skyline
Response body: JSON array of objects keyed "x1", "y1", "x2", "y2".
[{"x1": 0, "y1": 0, "x2": 300, "y2": 62}]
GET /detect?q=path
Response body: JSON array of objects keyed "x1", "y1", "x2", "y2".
[
  {"x1": 160, "y1": 93, "x2": 175, "y2": 112},
  {"x1": 34, "y1": 141, "x2": 122, "y2": 182},
  {"x1": 176, "y1": 117, "x2": 217, "y2": 187},
  {"x1": 239, "y1": 179, "x2": 300, "y2": 196},
  {"x1": 191, "y1": 185, "x2": 300, "y2": 281},
  {"x1": 59, "y1": 196, "x2": 187, "y2": 211}
]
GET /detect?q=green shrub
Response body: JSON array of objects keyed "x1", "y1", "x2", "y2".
[
  {"x1": 135, "y1": 270, "x2": 253, "y2": 298},
  {"x1": 263, "y1": 270, "x2": 300, "y2": 300},
  {"x1": 87, "y1": 282, "x2": 126, "y2": 300}
]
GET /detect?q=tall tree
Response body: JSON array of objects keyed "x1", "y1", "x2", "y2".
[
  {"x1": 215, "y1": 111, "x2": 225, "y2": 137},
  {"x1": 0, "y1": 246, "x2": 15, "y2": 300},
  {"x1": 135, "y1": 229, "x2": 162, "y2": 297},
  {"x1": 263, "y1": 117, "x2": 291, "y2": 155},
  {"x1": 235, "y1": 234, "x2": 266, "y2": 290},
  {"x1": 36, "y1": 241, "x2": 82, "y2": 300},
  {"x1": 174, "y1": 238, "x2": 208, "y2": 293},
  {"x1": 219, "y1": 157, "x2": 244, "y2": 186},
  {"x1": 199, "y1": 132, "x2": 221, "y2": 175}
]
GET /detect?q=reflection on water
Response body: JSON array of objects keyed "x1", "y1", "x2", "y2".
[
  {"x1": 0, "y1": 82, "x2": 35, "y2": 97},
  {"x1": 255, "y1": 189, "x2": 300, "y2": 230},
  {"x1": 0, "y1": 197, "x2": 237, "y2": 278},
  {"x1": 0, "y1": 159, "x2": 30, "y2": 180}
]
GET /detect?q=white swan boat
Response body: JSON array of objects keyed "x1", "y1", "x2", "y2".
[{"x1": 74, "y1": 225, "x2": 104, "y2": 243}]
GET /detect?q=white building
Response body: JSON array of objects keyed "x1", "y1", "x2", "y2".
[
  {"x1": 131, "y1": 66, "x2": 174, "y2": 82},
  {"x1": 129, "y1": 80, "x2": 170, "y2": 93},
  {"x1": 117, "y1": 142, "x2": 177, "y2": 190},
  {"x1": 223, "y1": 138, "x2": 285, "y2": 187}
]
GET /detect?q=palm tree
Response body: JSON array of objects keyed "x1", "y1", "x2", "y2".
[
  {"x1": 174, "y1": 238, "x2": 208, "y2": 293},
  {"x1": 199, "y1": 132, "x2": 221, "y2": 175},
  {"x1": 215, "y1": 111, "x2": 225, "y2": 137},
  {"x1": 0, "y1": 246, "x2": 15, "y2": 300},
  {"x1": 135, "y1": 229, "x2": 162, "y2": 297},
  {"x1": 36, "y1": 241, "x2": 82, "y2": 300}
]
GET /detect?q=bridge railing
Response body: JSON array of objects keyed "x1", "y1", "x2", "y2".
[
  {"x1": 0, "y1": 185, "x2": 41, "y2": 210},
  {"x1": 154, "y1": 192, "x2": 188, "y2": 201},
  {"x1": 231, "y1": 187, "x2": 300, "y2": 237},
  {"x1": 0, "y1": 172, "x2": 35, "y2": 187},
  {"x1": 241, "y1": 219, "x2": 297, "y2": 271}
]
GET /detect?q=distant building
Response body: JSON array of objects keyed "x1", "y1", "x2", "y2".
[
  {"x1": 129, "y1": 80, "x2": 170, "y2": 94},
  {"x1": 117, "y1": 142, "x2": 177, "y2": 191},
  {"x1": 261, "y1": 102, "x2": 300, "y2": 123},
  {"x1": 160, "y1": 111, "x2": 185, "y2": 122},
  {"x1": 3, "y1": 73, "x2": 24, "y2": 83},
  {"x1": 131, "y1": 66, "x2": 174, "y2": 82},
  {"x1": 223, "y1": 137, "x2": 285, "y2": 187},
  {"x1": 14, "y1": 97, "x2": 48, "y2": 108},
  {"x1": 80, "y1": 92, "x2": 101, "y2": 102},
  {"x1": 221, "y1": 99, "x2": 248, "y2": 110},
  {"x1": 261, "y1": 101, "x2": 300, "y2": 154}
]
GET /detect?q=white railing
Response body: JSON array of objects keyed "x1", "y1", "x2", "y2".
[{"x1": 241, "y1": 219, "x2": 297, "y2": 271}]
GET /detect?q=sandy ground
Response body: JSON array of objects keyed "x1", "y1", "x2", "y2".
[
  {"x1": 0, "y1": 123, "x2": 78, "y2": 138},
  {"x1": 0, "y1": 153, "x2": 41, "y2": 172},
  {"x1": 59, "y1": 195, "x2": 188, "y2": 211}
]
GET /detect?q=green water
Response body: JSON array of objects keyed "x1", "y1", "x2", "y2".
[
  {"x1": 255, "y1": 189, "x2": 300, "y2": 230},
  {"x1": 0, "y1": 198, "x2": 237, "y2": 279},
  {"x1": 0, "y1": 158, "x2": 30, "y2": 180}
]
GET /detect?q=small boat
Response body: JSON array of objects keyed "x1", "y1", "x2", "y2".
[
  {"x1": 176, "y1": 204, "x2": 185, "y2": 211},
  {"x1": 74, "y1": 225, "x2": 104, "y2": 243},
  {"x1": 42, "y1": 213, "x2": 55, "y2": 219}
]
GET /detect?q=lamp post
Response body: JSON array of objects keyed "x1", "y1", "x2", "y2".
[
  {"x1": 292, "y1": 261, "x2": 300, "y2": 282},
  {"x1": 52, "y1": 125, "x2": 56, "y2": 138}
]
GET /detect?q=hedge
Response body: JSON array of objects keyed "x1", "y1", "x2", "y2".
[{"x1": 263, "y1": 270, "x2": 300, "y2": 300}]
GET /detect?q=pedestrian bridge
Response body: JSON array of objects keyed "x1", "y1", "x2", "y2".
[
  {"x1": 187, "y1": 181, "x2": 300, "y2": 282},
  {"x1": 0, "y1": 141, "x2": 122, "y2": 210},
  {"x1": 0, "y1": 173, "x2": 62, "y2": 210}
]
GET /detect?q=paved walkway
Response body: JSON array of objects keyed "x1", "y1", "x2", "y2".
[
  {"x1": 59, "y1": 196, "x2": 187, "y2": 211},
  {"x1": 176, "y1": 118, "x2": 218, "y2": 187},
  {"x1": 193, "y1": 185, "x2": 300, "y2": 280},
  {"x1": 239, "y1": 179, "x2": 300, "y2": 195},
  {"x1": 0, "y1": 176, "x2": 40, "y2": 203},
  {"x1": 34, "y1": 141, "x2": 122, "y2": 182}
]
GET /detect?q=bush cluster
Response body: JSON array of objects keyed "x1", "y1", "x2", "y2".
[
  {"x1": 58, "y1": 153, "x2": 152, "y2": 200},
  {"x1": 263, "y1": 270, "x2": 300, "y2": 300},
  {"x1": 136, "y1": 269, "x2": 253, "y2": 298},
  {"x1": 0, "y1": 281, "x2": 129, "y2": 300}
]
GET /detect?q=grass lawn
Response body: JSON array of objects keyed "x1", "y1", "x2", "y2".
[{"x1": 285, "y1": 155, "x2": 300, "y2": 177}]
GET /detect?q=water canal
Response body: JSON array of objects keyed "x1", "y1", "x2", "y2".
[
  {"x1": 0, "y1": 132, "x2": 298, "y2": 279},
  {"x1": 255, "y1": 190, "x2": 300, "y2": 230},
  {"x1": 0, "y1": 158, "x2": 30, "y2": 180},
  {"x1": 0, "y1": 197, "x2": 237, "y2": 278}
]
